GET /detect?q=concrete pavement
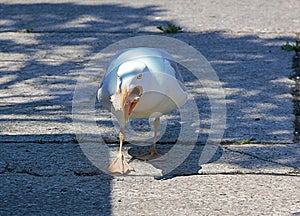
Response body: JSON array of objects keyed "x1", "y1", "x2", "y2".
[{"x1": 0, "y1": 1, "x2": 299, "y2": 215}]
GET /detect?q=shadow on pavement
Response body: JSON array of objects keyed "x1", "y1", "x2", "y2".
[
  {"x1": 128, "y1": 143, "x2": 224, "y2": 180},
  {"x1": 0, "y1": 2, "x2": 298, "y2": 215}
]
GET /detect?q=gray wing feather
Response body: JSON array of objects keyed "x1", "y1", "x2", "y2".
[{"x1": 97, "y1": 87, "x2": 102, "y2": 102}]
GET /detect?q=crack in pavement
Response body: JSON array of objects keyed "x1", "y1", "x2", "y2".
[
  {"x1": 223, "y1": 145, "x2": 300, "y2": 171},
  {"x1": 0, "y1": 160, "x2": 9, "y2": 174}
]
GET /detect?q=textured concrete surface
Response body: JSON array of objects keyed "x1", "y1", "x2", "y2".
[
  {"x1": 0, "y1": 32, "x2": 295, "y2": 143},
  {"x1": 0, "y1": 0, "x2": 300, "y2": 215}
]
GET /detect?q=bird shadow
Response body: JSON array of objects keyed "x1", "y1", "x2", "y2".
[{"x1": 128, "y1": 142, "x2": 224, "y2": 180}]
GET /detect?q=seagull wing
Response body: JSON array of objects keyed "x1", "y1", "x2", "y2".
[{"x1": 97, "y1": 82, "x2": 103, "y2": 101}]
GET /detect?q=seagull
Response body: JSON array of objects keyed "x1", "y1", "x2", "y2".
[{"x1": 97, "y1": 47, "x2": 188, "y2": 174}]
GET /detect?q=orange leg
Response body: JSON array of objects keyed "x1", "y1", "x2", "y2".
[
  {"x1": 108, "y1": 127, "x2": 134, "y2": 174},
  {"x1": 134, "y1": 117, "x2": 164, "y2": 161}
]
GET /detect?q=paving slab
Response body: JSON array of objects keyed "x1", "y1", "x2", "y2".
[
  {"x1": 0, "y1": 32, "x2": 295, "y2": 143},
  {"x1": 111, "y1": 174, "x2": 300, "y2": 216},
  {"x1": 0, "y1": 0, "x2": 299, "y2": 34},
  {"x1": 0, "y1": 143, "x2": 299, "y2": 215},
  {"x1": 1, "y1": 0, "x2": 300, "y2": 215}
]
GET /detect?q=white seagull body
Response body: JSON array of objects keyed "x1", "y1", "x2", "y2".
[{"x1": 97, "y1": 47, "x2": 187, "y2": 174}]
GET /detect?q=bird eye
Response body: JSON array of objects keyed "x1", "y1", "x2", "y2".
[{"x1": 137, "y1": 73, "x2": 143, "y2": 80}]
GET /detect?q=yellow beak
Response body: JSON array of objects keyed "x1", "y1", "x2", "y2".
[{"x1": 121, "y1": 86, "x2": 143, "y2": 122}]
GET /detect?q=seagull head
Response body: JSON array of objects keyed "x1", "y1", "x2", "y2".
[{"x1": 110, "y1": 60, "x2": 148, "y2": 122}]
